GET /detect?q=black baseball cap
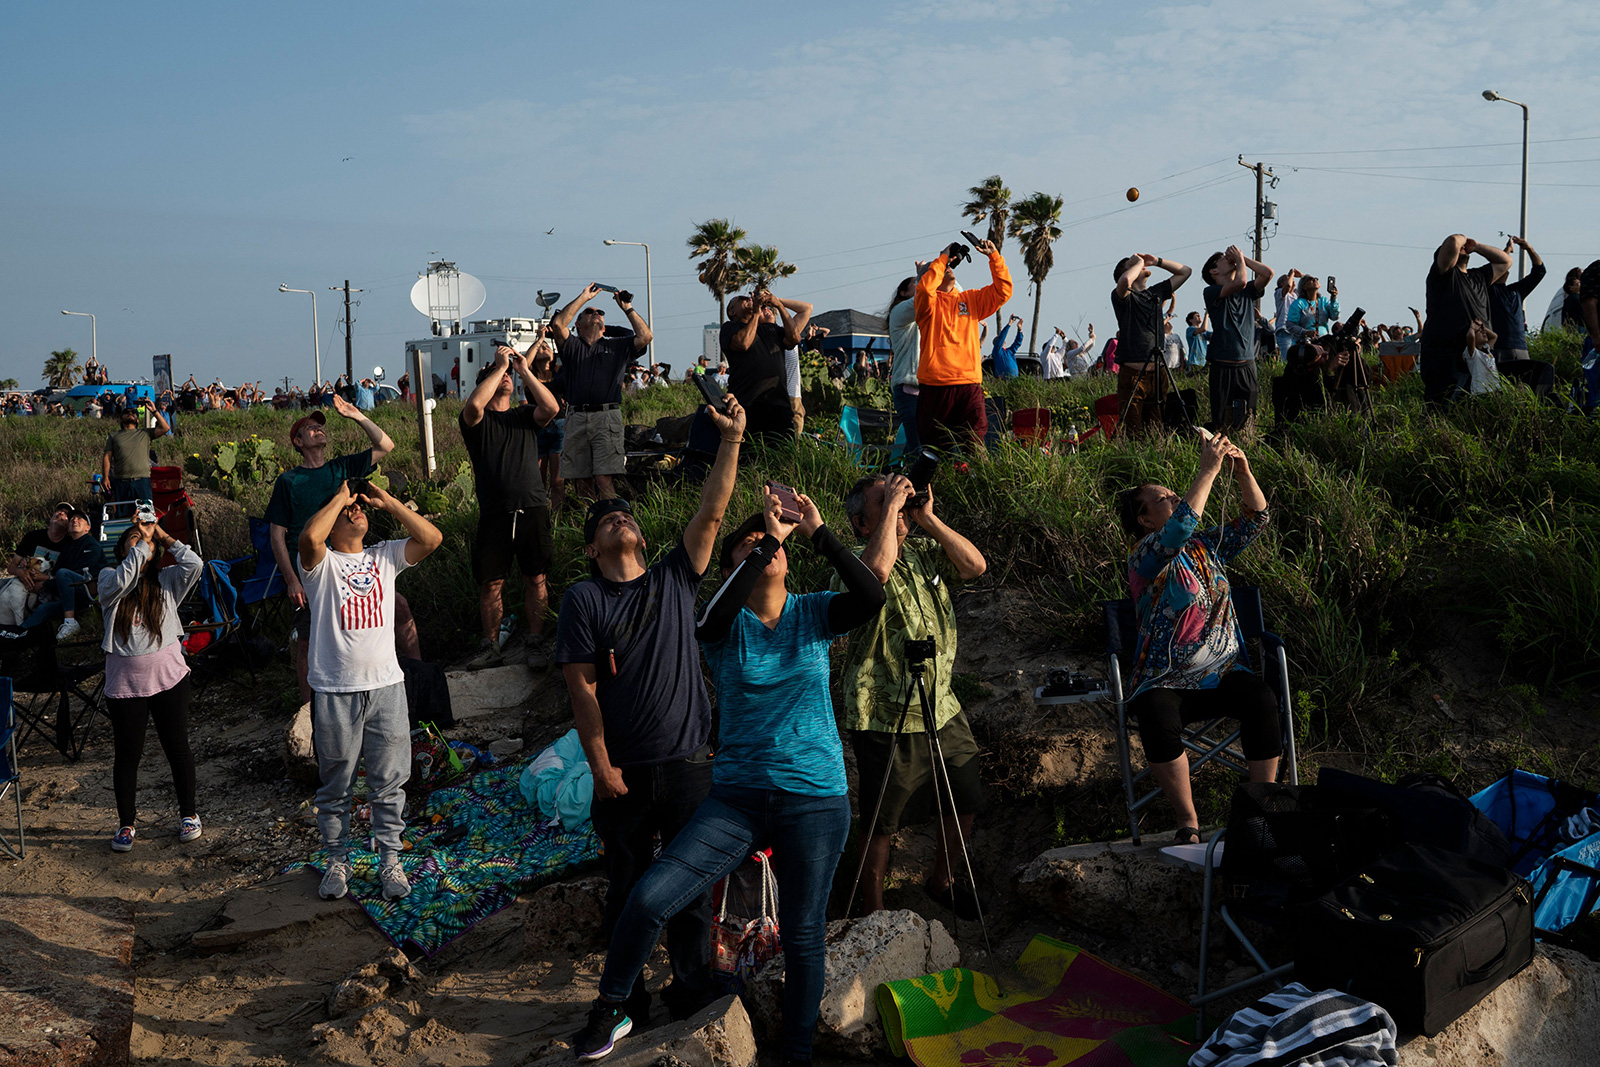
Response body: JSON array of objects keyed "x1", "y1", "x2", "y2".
[{"x1": 583, "y1": 498, "x2": 634, "y2": 543}]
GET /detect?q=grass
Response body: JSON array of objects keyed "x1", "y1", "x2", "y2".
[{"x1": 4, "y1": 352, "x2": 1598, "y2": 776}]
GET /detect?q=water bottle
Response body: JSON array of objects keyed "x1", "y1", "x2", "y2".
[
  {"x1": 1067, "y1": 422, "x2": 1080, "y2": 454},
  {"x1": 91, "y1": 473, "x2": 104, "y2": 496},
  {"x1": 497, "y1": 613, "x2": 517, "y2": 652}
]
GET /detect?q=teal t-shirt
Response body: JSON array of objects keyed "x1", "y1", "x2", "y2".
[
  {"x1": 264, "y1": 449, "x2": 374, "y2": 563},
  {"x1": 701, "y1": 590, "x2": 846, "y2": 796}
]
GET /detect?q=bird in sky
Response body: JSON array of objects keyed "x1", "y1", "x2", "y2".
[
  {"x1": 342, "y1": 156, "x2": 353, "y2": 162},
  {"x1": 545, "y1": 227, "x2": 555, "y2": 235}
]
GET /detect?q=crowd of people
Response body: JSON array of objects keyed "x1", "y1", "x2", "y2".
[{"x1": 8, "y1": 230, "x2": 1600, "y2": 1066}]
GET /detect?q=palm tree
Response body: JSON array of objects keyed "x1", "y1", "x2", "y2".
[
  {"x1": 961, "y1": 175, "x2": 1012, "y2": 333},
  {"x1": 686, "y1": 218, "x2": 747, "y2": 322},
  {"x1": 1007, "y1": 192, "x2": 1065, "y2": 361},
  {"x1": 0, "y1": 377, "x2": 18, "y2": 391},
  {"x1": 43, "y1": 348, "x2": 80, "y2": 389},
  {"x1": 728, "y1": 244, "x2": 796, "y2": 294}
]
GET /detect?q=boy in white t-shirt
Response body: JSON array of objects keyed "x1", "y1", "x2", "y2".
[{"x1": 298, "y1": 480, "x2": 444, "y2": 901}]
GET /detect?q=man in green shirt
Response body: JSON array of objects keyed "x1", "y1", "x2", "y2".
[
  {"x1": 266, "y1": 395, "x2": 411, "y2": 704},
  {"x1": 836, "y1": 472, "x2": 987, "y2": 919},
  {"x1": 102, "y1": 408, "x2": 171, "y2": 503}
]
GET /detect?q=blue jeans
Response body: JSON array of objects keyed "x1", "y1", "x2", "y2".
[
  {"x1": 893, "y1": 385, "x2": 921, "y2": 455},
  {"x1": 23, "y1": 568, "x2": 87, "y2": 628},
  {"x1": 598, "y1": 784, "x2": 851, "y2": 1062},
  {"x1": 1275, "y1": 329, "x2": 1294, "y2": 359},
  {"x1": 111, "y1": 477, "x2": 152, "y2": 504}
]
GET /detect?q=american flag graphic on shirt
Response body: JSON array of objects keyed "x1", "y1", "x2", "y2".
[{"x1": 338, "y1": 557, "x2": 385, "y2": 630}]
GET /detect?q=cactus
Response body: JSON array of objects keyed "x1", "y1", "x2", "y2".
[{"x1": 215, "y1": 441, "x2": 238, "y2": 473}]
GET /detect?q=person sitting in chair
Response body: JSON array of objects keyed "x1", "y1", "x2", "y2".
[{"x1": 1116, "y1": 433, "x2": 1281, "y2": 844}]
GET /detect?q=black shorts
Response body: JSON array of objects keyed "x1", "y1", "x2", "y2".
[
  {"x1": 851, "y1": 711, "x2": 984, "y2": 836},
  {"x1": 471, "y1": 507, "x2": 554, "y2": 585}
]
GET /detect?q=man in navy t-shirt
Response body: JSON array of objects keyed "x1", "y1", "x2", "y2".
[
  {"x1": 1201, "y1": 245, "x2": 1275, "y2": 432},
  {"x1": 554, "y1": 393, "x2": 747, "y2": 1025}
]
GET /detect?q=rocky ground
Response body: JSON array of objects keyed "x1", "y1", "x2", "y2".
[{"x1": 3, "y1": 581, "x2": 1598, "y2": 1065}]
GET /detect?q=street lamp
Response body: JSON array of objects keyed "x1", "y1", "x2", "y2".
[
  {"x1": 278, "y1": 284, "x2": 322, "y2": 386},
  {"x1": 61, "y1": 309, "x2": 96, "y2": 364},
  {"x1": 1483, "y1": 89, "x2": 1530, "y2": 280},
  {"x1": 602, "y1": 239, "x2": 653, "y2": 360}
]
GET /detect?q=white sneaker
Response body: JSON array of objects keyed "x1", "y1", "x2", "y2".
[
  {"x1": 178, "y1": 815, "x2": 203, "y2": 843},
  {"x1": 319, "y1": 858, "x2": 353, "y2": 899},
  {"x1": 55, "y1": 618, "x2": 81, "y2": 640},
  {"x1": 380, "y1": 861, "x2": 412, "y2": 900}
]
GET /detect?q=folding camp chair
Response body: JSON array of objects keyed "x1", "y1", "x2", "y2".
[
  {"x1": 1093, "y1": 394, "x2": 1121, "y2": 441},
  {"x1": 181, "y1": 559, "x2": 250, "y2": 689},
  {"x1": 0, "y1": 625, "x2": 105, "y2": 762},
  {"x1": 839, "y1": 406, "x2": 906, "y2": 466},
  {"x1": 1010, "y1": 407, "x2": 1051, "y2": 447},
  {"x1": 1102, "y1": 584, "x2": 1298, "y2": 846},
  {"x1": 230, "y1": 517, "x2": 289, "y2": 643},
  {"x1": 1, "y1": 678, "x2": 24, "y2": 859},
  {"x1": 982, "y1": 394, "x2": 1008, "y2": 451}
]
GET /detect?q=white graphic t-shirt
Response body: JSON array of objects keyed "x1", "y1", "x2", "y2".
[{"x1": 299, "y1": 539, "x2": 412, "y2": 693}]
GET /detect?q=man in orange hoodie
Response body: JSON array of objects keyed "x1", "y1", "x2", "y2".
[{"x1": 914, "y1": 239, "x2": 1013, "y2": 450}]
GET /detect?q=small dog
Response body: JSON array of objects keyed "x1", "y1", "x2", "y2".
[{"x1": 0, "y1": 556, "x2": 52, "y2": 626}]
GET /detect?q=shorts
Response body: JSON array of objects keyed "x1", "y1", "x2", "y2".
[
  {"x1": 472, "y1": 506, "x2": 554, "y2": 584},
  {"x1": 851, "y1": 711, "x2": 984, "y2": 836},
  {"x1": 915, "y1": 383, "x2": 987, "y2": 452},
  {"x1": 537, "y1": 417, "x2": 564, "y2": 456},
  {"x1": 563, "y1": 408, "x2": 625, "y2": 480},
  {"x1": 1207, "y1": 360, "x2": 1259, "y2": 430}
]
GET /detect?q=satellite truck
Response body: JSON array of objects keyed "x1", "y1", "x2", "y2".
[{"x1": 403, "y1": 261, "x2": 558, "y2": 400}]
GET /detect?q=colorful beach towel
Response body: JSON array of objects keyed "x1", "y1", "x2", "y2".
[
  {"x1": 878, "y1": 935, "x2": 1197, "y2": 1067},
  {"x1": 297, "y1": 760, "x2": 601, "y2": 955}
]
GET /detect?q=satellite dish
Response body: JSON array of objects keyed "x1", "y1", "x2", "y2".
[
  {"x1": 536, "y1": 290, "x2": 560, "y2": 311},
  {"x1": 372, "y1": 366, "x2": 385, "y2": 381},
  {"x1": 410, "y1": 262, "x2": 487, "y2": 322}
]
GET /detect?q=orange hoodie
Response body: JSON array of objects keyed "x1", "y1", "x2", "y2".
[{"x1": 913, "y1": 250, "x2": 1013, "y2": 386}]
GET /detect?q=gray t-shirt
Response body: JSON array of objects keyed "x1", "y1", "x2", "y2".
[{"x1": 1203, "y1": 279, "x2": 1268, "y2": 364}]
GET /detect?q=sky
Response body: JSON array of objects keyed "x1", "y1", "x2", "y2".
[{"x1": 3, "y1": 0, "x2": 1599, "y2": 389}]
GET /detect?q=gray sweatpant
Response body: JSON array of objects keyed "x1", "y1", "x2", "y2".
[{"x1": 312, "y1": 682, "x2": 410, "y2": 863}]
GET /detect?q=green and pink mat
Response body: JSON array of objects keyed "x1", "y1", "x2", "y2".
[{"x1": 878, "y1": 935, "x2": 1198, "y2": 1067}]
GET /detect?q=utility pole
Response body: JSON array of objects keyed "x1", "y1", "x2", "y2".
[
  {"x1": 330, "y1": 280, "x2": 364, "y2": 384},
  {"x1": 1237, "y1": 157, "x2": 1277, "y2": 262}
]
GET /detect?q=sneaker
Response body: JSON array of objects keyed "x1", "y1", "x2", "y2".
[
  {"x1": 380, "y1": 861, "x2": 412, "y2": 900},
  {"x1": 178, "y1": 815, "x2": 203, "y2": 843},
  {"x1": 55, "y1": 618, "x2": 81, "y2": 641},
  {"x1": 111, "y1": 826, "x2": 136, "y2": 852},
  {"x1": 460, "y1": 639, "x2": 504, "y2": 671},
  {"x1": 525, "y1": 636, "x2": 552, "y2": 671},
  {"x1": 319, "y1": 858, "x2": 353, "y2": 900},
  {"x1": 574, "y1": 999, "x2": 632, "y2": 1062}
]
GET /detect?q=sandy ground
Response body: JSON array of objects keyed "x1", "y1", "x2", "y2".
[{"x1": 5, "y1": 582, "x2": 1597, "y2": 1065}]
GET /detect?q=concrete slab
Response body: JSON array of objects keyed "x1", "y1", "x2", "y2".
[
  {"x1": 191, "y1": 868, "x2": 351, "y2": 954},
  {"x1": 445, "y1": 664, "x2": 536, "y2": 719},
  {"x1": 0, "y1": 895, "x2": 134, "y2": 1067}
]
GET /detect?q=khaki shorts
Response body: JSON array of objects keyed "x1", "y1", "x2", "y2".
[
  {"x1": 851, "y1": 711, "x2": 984, "y2": 836},
  {"x1": 562, "y1": 408, "x2": 626, "y2": 480}
]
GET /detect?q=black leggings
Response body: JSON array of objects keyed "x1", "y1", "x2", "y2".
[
  {"x1": 107, "y1": 676, "x2": 197, "y2": 827},
  {"x1": 1130, "y1": 672, "x2": 1283, "y2": 765}
]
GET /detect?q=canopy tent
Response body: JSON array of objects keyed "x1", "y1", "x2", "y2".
[{"x1": 809, "y1": 308, "x2": 891, "y2": 361}]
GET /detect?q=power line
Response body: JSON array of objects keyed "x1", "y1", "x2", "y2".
[
  {"x1": 1245, "y1": 132, "x2": 1600, "y2": 157},
  {"x1": 1271, "y1": 166, "x2": 1600, "y2": 188}
]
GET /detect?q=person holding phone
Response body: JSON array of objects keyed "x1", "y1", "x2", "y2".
[
  {"x1": 549, "y1": 284, "x2": 651, "y2": 500},
  {"x1": 299, "y1": 480, "x2": 445, "y2": 902},
  {"x1": 915, "y1": 238, "x2": 1013, "y2": 450},
  {"x1": 1114, "y1": 434, "x2": 1278, "y2": 843},
  {"x1": 722, "y1": 289, "x2": 813, "y2": 444},
  {"x1": 575, "y1": 484, "x2": 884, "y2": 1064}
]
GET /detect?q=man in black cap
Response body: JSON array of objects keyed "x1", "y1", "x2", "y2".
[
  {"x1": 553, "y1": 393, "x2": 746, "y2": 1025},
  {"x1": 10, "y1": 502, "x2": 105, "y2": 638}
]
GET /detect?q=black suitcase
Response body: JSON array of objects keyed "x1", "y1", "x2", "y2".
[
  {"x1": 1293, "y1": 843, "x2": 1534, "y2": 1036},
  {"x1": 1317, "y1": 768, "x2": 1515, "y2": 870}
]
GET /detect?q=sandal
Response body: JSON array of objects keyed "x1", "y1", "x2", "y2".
[{"x1": 1173, "y1": 826, "x2": 1203, "y2": 845}]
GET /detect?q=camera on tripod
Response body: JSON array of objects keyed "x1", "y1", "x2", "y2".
[{"x1": 904, "y1": 637, "x2": 936, "y2": 664}]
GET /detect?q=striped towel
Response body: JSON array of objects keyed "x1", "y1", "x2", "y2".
[{"x1": 1189, "y1": 983, "x2": 1397, "y2": 1067}]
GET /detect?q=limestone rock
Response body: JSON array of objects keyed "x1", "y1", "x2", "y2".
[
  {"x1": 0, "y1": 897, "x2": 135, "y2": 1067},
  {"x1": 446, "y1": 664, "x2": 535, "y2": 719},
  {"x1": 327, "y1": 948, "x2": 421, "y2": 1018},
  {"x1": 1396, "y1": 945, "x2": 1600, "y2": 1067},
  {"x1": 529, "y1": 995, "x2": 755, "y2": 1067},
  {"x1": 1013, "y1": 838, "x2": 1202, "y2": 941},
  {"x1": 522, "y1": 876, "x2": 608, "y2": 956},
  {"x1": 744, "y1": 909, "x2": 959, "y2": 1060},
  {"x1": 285, "y1": 701, "x2": 318, "y2": 785},
  {"x1": 192, "y1": 869, "x2": 349, "y2": 954}
]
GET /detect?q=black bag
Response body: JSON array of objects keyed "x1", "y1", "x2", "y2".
[
  {"x1": 399, "y1": 657, "x2": 455, "y2": 728},
  {"x1": 1317, "y1": 768, "x2": 1514, "y2": 870},
  {"x1": 1293, "y1": 843, "x2": 1534, "y2": 1036},
  {"x1": 1223, "y1": 783, "x2": 1399, "y2": 907}
]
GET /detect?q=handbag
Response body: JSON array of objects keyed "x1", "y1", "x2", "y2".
[
  {"x1": 1466, "y1": 344, "x2": 1503, "y2": 394},
  {"x1": 711, "y1": 851, "x2": 781, "y2": 986}
]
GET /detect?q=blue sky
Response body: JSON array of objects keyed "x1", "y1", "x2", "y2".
[{"x1": 3, "y1": 0, "x2": 1598, "y2": 388}]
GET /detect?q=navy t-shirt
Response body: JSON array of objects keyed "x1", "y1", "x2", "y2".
[
  {"x1": 1202, "y1": 279, "x2": 1267, "y2": 364},
  {"x1": 554, "y1": 542, "x2": 712, "y2": 768},
  {"x1": 554, "y1": 333, "x2": 635, "y2": 407}
]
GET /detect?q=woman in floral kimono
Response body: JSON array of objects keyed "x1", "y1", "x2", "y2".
[{"x1": 1117, "y1": 432, "x2": 1281, "y2": 843}]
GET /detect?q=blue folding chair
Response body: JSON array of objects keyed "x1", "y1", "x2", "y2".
[
  {"x1": 1102, "y1": 584, "x2": 1298, "y2": 846},
  {"x1": 1, "y1": 677, "x2": 23, "y2": 860},
  {"x1": 183, "y1": 559, "x2": 251, "y2": 688},
  {"x1": 229, "y1": 517, "x2": 289, "y2": 644},
  {"x1": 839, "y1": 406, "x2": 906, "y2": 466}
]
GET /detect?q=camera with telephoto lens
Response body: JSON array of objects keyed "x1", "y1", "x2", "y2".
[
  {"x1": 945, "y1": 242, "x2": 972, "y2": 269},
  {"x1": 904, "y1": 637, "x2": 936, "y2": 664},
  {"x1": 905, "y1": 446, "x2": 940, "y2": 509}
]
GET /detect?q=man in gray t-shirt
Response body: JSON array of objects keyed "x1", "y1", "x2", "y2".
[{"x1": 1201, "y1": 245, "x2": 1274, "y2": 431}]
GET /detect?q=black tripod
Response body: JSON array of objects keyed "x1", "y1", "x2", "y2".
[
  {"x1": 845, "y1": 639, "x2": 991, "y2": 953},
  {"x1": 1117, "y1": 348, "x2": 1189, "y2": 438}
]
